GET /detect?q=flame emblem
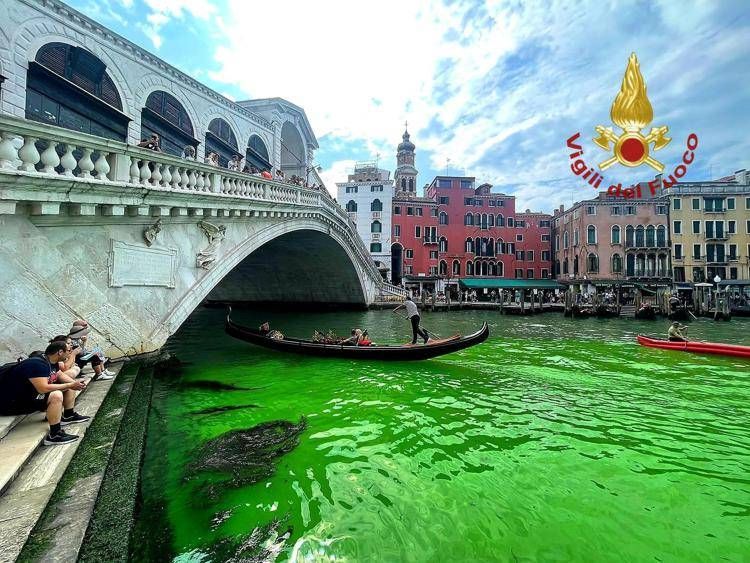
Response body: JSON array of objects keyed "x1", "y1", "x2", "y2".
[{"x1": 593, "y1": 53, "x2": 671, "y2": 172}]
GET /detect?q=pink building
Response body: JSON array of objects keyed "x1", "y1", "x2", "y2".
[{"x1": 552, "y1": 190, "x2": 671, "y2": 284}]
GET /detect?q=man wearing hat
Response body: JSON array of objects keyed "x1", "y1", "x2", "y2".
[{"x1": 69, "y1": 322, "x2": 115, "y2": 380}]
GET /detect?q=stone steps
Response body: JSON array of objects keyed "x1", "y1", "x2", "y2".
[{"x1": 0, "y1": 364, "x2": 124, "y2": 563}]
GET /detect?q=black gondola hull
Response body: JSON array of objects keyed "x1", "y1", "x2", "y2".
[{"x1": 225, "y1": 312, "x2": 489, "y2": 361}]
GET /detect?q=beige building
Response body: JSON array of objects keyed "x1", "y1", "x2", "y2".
[{"x1": 668, "y1": 170, "x2": 750, "y2": 283}]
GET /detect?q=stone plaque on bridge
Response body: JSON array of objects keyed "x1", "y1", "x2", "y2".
[{"x1": 109, "y1": 240, "x2": 177, "y2": 288}]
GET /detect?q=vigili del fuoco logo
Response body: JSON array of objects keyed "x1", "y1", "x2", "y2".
[{"x1": 566, "y1": 53, "x2": 698, "y2": 198}]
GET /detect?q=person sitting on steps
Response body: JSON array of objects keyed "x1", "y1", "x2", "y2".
[
  {"x1": 0, "y1": 341, "x2": 90, "y2": 445},
  {"x1": 68, "y1": 323, "x2": 115, "y2": 380}
]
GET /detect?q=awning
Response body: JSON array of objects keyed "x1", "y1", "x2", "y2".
[
  {"x1": 718, "y1": 280, "x2": 750, "y2": 286},
  {"x1": 459, "y1": 278, "x2": 564, "y2": 290}
]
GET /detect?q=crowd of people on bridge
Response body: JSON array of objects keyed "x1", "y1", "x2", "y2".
[
  {"x1": 137, "y1": 133, "x2": 325, "y2": 191},
  {"x1": 0, "y1": 319, "x2": 115, "y2": 446}
]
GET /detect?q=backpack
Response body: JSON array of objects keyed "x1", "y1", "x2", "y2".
[{"x1": 0, "y1": 360, "x2": 21, "y2": 385}]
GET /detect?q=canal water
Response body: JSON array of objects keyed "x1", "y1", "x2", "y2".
[{"x1": 132, "y1": 308, "x2": 750, "y2": 562}]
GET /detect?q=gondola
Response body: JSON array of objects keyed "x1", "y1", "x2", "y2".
[
  {"x1": 225, "y1": 309, "x2": 489, "y2": 361},
  {"x1": 637, "y1": 335, "x2": 750, "y2": 359}
]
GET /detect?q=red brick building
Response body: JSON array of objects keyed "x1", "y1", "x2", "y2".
[{"x1": 388, "y1": 130, "x2": 553, "y2": 295}]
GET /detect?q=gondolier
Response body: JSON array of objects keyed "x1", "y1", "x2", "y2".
[{"x1": 394, "y1": 296, "x2": 430, "y2": 345}]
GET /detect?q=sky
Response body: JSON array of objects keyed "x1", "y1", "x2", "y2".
[{"x1": 67, "y1": 0, "x2": 750, "y2": 212}]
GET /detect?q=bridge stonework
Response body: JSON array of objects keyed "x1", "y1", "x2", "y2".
[{"x1": 0, "y1": 116, "x2": 384, "y2": 360}]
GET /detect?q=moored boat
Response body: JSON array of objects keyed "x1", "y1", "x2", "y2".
[
  {"x1": 225, "y1": 309, "x2": 490, "y2": 360},
  {"x1": 636, "y1": 335, "x2": 750, "y2": 359}
]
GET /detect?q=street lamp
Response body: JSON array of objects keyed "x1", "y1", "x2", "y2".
[
  {"x1": 306, "y1": 164, "x2": 322, "y2": 185},
  {"x1": 713, "y1": 275, "x2": 721, "y2": 284}
]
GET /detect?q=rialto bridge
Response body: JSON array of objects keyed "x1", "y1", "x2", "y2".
[{"x1": 0, "y1": 114, "x2": 401, "y2": 359}]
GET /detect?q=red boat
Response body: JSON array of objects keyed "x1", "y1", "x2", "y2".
[{"x1": 637, "y1": 335, "x2": 750, "y2": 359}]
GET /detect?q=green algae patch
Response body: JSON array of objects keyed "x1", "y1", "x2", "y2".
[
  {"x1": 17, "y1": 364, "x2": 140, "y2": 563},
  {"x1": 77, "y1": 366, "x2": 154, "y2": 563}
]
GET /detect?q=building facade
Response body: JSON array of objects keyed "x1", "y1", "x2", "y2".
[
  {"x1": 336, "y1": 162, "x2": 394, "y2": 279},
  {"x1": 668, "y1": 170, "x2": 750, "y2": 282},
  {"x1": 552, "y1": 189, "x2": 671, "y2": 285}
]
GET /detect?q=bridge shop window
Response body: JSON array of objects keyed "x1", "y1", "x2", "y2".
[
  {"x1": 246, "y1": 134, "x2": 271, "y2": 171},
  {"x1": 206, "y1": 117, "x2": 240, "y2": 167},
  {"x1": 141, "y1": 90, "x2": 197, "y2": 157},
  {"x1": 26, "y1": 42, "x2": 128, "y2": 141}
]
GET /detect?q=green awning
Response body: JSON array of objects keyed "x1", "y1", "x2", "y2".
[{"x1": 459, "y1": 278, "x2": 564, "y2": 290}]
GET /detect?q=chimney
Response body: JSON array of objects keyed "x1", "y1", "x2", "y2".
[{"x1": 735, "y1": 169, "x2": 748, "y2": 185}]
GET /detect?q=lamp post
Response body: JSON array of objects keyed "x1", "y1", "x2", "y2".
[{"x1": 306, "y1": 164, "x2": 322, "y2": 186}]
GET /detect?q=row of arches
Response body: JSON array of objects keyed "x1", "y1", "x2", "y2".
[
  {"x1": 437, "y1": 260, "x2": 506, "y2": 277},
  {"x1": 554, "y1": 252, "x2": 669, "y2": 277},
  {"x1": 464, "y1": 213, "x2": 514, "y2": 228},
  {"x1": 24, "y1": 41, "x2": 279, "y2": 169},
  {"x1": 557, "y1": 225, "x2": 668, "y2": 249}
]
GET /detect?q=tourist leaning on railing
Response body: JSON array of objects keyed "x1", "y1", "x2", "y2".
[
  {"x1": 0, "y1": 341, "x2": 90, "y2": 446},
  {"x1": 137, "y1": 133, "x2": 162, "y2": 152}
]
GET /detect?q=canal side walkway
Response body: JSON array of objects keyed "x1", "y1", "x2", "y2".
[{"x1": 0, "y1": 363, "x2": 124, "y2": 562}]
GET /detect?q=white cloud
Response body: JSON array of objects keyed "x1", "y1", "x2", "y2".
[
  {"x1": 320, "y1": 159, "x2": 357, "y2": 199},
  {"x1": 139, "y1": 0, "x2": 217, "y2": 49}
]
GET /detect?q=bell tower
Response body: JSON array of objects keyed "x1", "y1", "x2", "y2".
[{"x1": 394, "y1": 122, "x2": 418, "y2": 196}]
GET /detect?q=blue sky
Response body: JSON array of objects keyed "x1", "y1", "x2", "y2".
[{"x1": 67, "y1": 0, "x2": 750, "y2": 212}]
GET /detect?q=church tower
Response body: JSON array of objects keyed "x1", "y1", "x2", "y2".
[{"x1": 394, "y1": 124, "x2": 418, "y2": 196}]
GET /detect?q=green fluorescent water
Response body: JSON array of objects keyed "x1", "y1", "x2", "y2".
[{"x1": 136, "y1": 308, "x2": 750, "y2": 562}]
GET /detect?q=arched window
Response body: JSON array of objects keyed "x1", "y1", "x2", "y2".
[
  {"x1": 439, "y1": 212, "x2": 449, "y2": 225},
  {"x1": 467, "y1": 261, "x2": 474, "y2": 276},
  {"x1": 465, "y1": 213, "x2": 474, "y2": 226},
  {"x1": 489, "y1": 262, "x2": 496, "y2": 276},
  {"x1": 635, "y1": 226, "x2": 645, "y2": 247},
  {"x1": 27, "y1": 42, "x2": 127, "y2": 140},
  {"x1": 371, "y1": 220, "x2": 382, "y2": 233},
  {"x1": 475, "y1": 237, "x2": 481, "y2": 256},
  {"x1": 207, "y1": 118, "x2": 240, "y2": 167},
  {"x1": 563, "y1": 260, "x2": 569, "y2": 274},
  {"x1": 488, "y1": 238, "x2": 495, "y2": 257},
  {"x1": 497, "y1": 261, "x2": 504, "y2": 276},
  {"x1": 474, "y1": 213, "x2": 481, "y2": 227},
  {"x1": 481, "y1": 214, "x2": 488, "y2": 229},
  {"x1": 439, "y1": 237, "x2": 448, "y2": 253},
  {"x1": 626, "y1": 253, "x2": 635, "y2": 276},
  {"x1": 371, "y1": 199, "x2": 383, "y2": 212},
  {"x1": 574, "y1": 229, "x2": 579, "y2": 246},
  {"x1": 452, "y1": 260, "x2": 461, "y2": 275},
  {"x1": 626, "y1": 226, "x2": 635, "y2": 247},
  {"x1": 370, "y1": 243, "x2": 382, "y2": 252},
  {"x1": 408, "y1": 178, "x2": 414, "y2": 190},
  {"x1": 401, "y1": 178, "x2": 406, "y2": 189},
  {"x1": 439, "y1": 260, "x2": 448, "y2": 276},
  {"x1": 646, "y1": 225, "x2": 656, "y2": 247},
  {"x1": 246, "y1": 134, "x2": 271, "y2": 170},
  {"x1": 573, "y1": 256, "x2": 579, "y2": 275},
  {"x1": 646, "y1": 253, "x2": 656, "y2": 277},
  {"x1": 465, "y1": 238, "x2": 474, "y2": 253},
  {"x1": 612, "y1": 253, "x2": 623, "y2": 273},
  {"x1": 611, "y1": 225, "x2": 621, "y2": 245},
  {"x1": 475, "y1": 260, "x2": 482, "y2": 276},
  {"x1": 488, "y1": 214, "x2": 495, "y2": 227},
  {"x1": 496, "y1": 214, "x2": 505, "y2": 227},
  {"x1": 481, "y1": 261, "x2": 488, "y2": 276},
  {"x1": 657, "y1": 225, "x2": 667, "y2": 247},
  {"x1": 587, "y1": 225, "x2": 597, "y2": 244},
  {"x1": 636, "y1": 253, "x2": 646, "y2": 276},
  {"x1": 554, "y1": 260, "x2": 560, "y2": 276},
  {"x1": 141, "y1": 90, "x2": 196, "y2": 157},
  {"x1": 657, "y1": 254, "x2": 668, "y2": 276},
  {"x1": 346, "y1": 200, "x2": 357, "y2": 212},
  {"x1": 587, "y1": 252, "x2": 599, "y2": 273},
  {"x1": 563, "y1": 231, "x2": 569, "y2": 249},
  {"x1": 496, "y1": 239, "x2": 505, "y2": 254}
]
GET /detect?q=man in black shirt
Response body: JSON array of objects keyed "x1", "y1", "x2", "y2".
[{"x1": 0, "y1": 341, "x2": 89, "y2": 445}]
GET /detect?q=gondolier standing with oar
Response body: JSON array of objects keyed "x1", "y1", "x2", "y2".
[{"x1": 394, "y1": 295, "x2": 430, "y2": 345}]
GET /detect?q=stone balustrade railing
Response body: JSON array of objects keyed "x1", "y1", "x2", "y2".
[{"x1": 0, "y1": 114, "x2": 385, "y2": 285}]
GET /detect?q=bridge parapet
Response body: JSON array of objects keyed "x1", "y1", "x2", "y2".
[{"x1": 0, "y1": 115, "x2": 382, "y2": 283}]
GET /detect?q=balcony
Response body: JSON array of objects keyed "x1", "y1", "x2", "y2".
[
  {"x1": 372, "y1": 211, "x2": 382, "y2": 219},
  {"x1": 705, "y1": 234, "x2": 729, "y2": 241},
  {"x1": 423, "y1": 236, "x2": 438, "y2": 244}
]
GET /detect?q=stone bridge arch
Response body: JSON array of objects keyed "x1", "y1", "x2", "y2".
[{"x1": 149, "y1": 219, "x2": 372, "y2": 346}]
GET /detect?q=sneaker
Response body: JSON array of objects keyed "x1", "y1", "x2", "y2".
[
  {"x1": 96, "y1": 372, "x2": 115, "y2": 381},
  {"x1": 61, "y1": 412, "x2": 91, "y2": 426},
  {"x1": 101, "y1": 368, "x2": 116, "y2": 377},
  {"x1": 43, "y1": 430, "x2": 79, "y2": 446}
]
